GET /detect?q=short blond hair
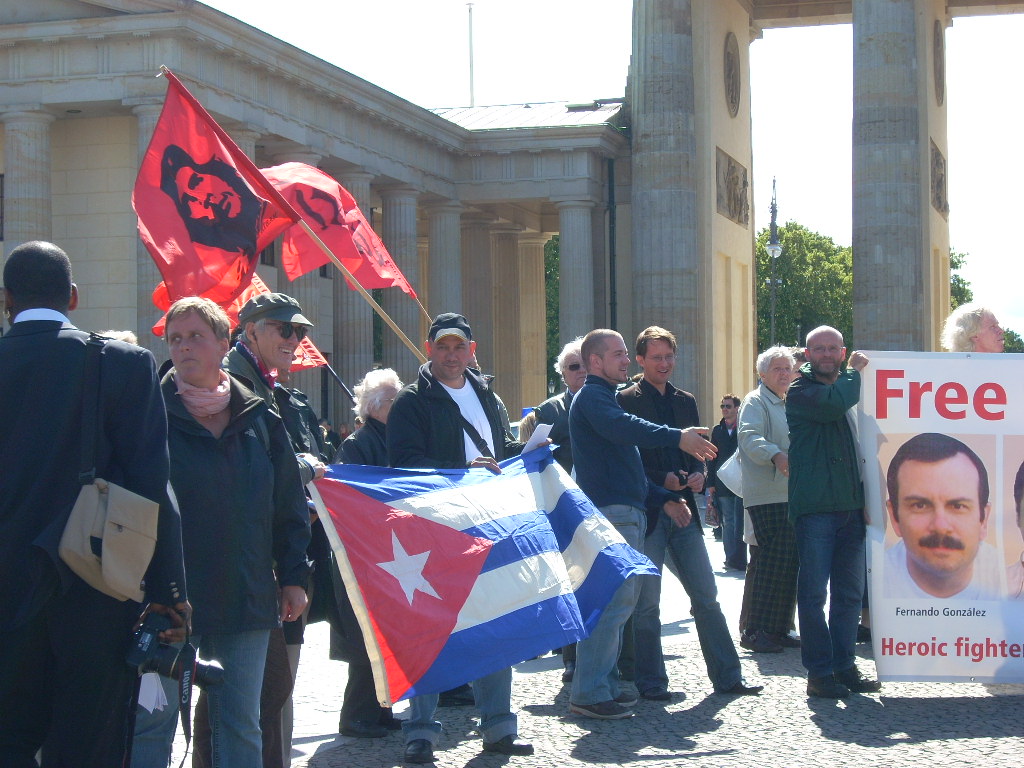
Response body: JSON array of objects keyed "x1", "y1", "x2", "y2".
[{"x1": 164, "y1": 297, "x2": 231, "y2": 340}]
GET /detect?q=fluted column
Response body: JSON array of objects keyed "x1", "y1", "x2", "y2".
[
  {"x1": 853, "y1": 0, "x2": 944, "y2": 350},
  {"x1": 380, "y1": 187, "x2": 420, "y2": 384},
  {"x1": 132, "y1": 102, "x2": 165, "y2": 351},
  {"x1": 2, "y1": 109, "x2": 55, "y2": 256},
  {"x1": 271, "y1": 151, "x2": 324, "y2": 413},
  {"x1": 427, "y1": 203, "x2": 463, "y2": 317},
  {"x1": 629, "y1": 0, "x2": 701, "y2": 386},
  {"x1": 519, "y1": 235, "x2": 550, "y2": 412},
  {"x1": 557, "y1": 201, "x2": 596, "y2": 343},
  {"x1": 229, "y1": 128, "x2": 259, "y2": 161},
  {"x1": 460, "y1": 212, "x2": 497, "y2": 370},
  {"x1": 490, "y1": 226, "x2": 523, "y2": 416},
  {"x1": 333, "y1": 170, "x2": 376, "y2": 425}
]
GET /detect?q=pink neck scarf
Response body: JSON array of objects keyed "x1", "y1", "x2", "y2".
[{"x1": 175, "y1": 369, "x2": 231, "y2": 419}]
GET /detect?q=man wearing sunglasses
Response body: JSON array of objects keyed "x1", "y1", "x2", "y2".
[
  {"x1": 222, "y1": 292, "x2": 326, "y2": 766},
  {"x1": 519, "y1": 338, "x2": 585, "y2": 475}
]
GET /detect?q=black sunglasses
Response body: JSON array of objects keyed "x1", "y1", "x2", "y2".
[
  {"x1": 268, "y1": 321, "x2": 309, "y2": 341},
  {"x1": 565, "y1": 362, "x2": 583, "y2": 371}
]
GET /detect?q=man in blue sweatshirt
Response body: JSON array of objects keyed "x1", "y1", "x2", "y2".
[{"x1": 567, "y1": 329, "x2": 717, "y2": 719}]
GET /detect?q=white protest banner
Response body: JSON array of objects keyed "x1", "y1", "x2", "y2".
[{"x1": 860, "y1": 351, "x2": 1024, "y2": 682}]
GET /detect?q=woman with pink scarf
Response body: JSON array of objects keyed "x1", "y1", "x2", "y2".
[{"x1": 132, "y1": 297, "x2": 310, "y2": 768}]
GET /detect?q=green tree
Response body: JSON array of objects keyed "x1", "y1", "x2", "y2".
[
  {"x1": 1005, "y1": 329, "x2": 1024, "y2": 353},
  {"x1": 755, "y1": 222, "x2": 853, "y2": 351},
  {"x1": 949, "y1": 249, "x2": 973, "y2": 310},
  {"x1": 544, "y1": 235, "x2": 560, "y2": 394}
]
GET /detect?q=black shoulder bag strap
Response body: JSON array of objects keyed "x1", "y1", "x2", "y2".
[
  {"x1": 79, "y1": 334, "x2": 106, "y2": 489},
  {"x1": 459, "y1": 416, "x2": 494, "y2": 460}
]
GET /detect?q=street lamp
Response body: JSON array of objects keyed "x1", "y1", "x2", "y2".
[{"x1": 766, "y1": 179, "x2": 782, "y2": 346}]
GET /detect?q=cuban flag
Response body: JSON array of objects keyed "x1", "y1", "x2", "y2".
[{"x1": 309, "y1": 446, "x2": 656, "y2": 705}]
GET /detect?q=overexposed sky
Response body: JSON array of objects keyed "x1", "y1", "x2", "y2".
[{"x1": 202, "y1": 0, "x2": 1022, "y2": 334}]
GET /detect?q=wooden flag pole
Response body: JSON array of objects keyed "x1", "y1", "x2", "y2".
[{"x1": 297, "y1": 220, "x2": 426, "y2": 364}]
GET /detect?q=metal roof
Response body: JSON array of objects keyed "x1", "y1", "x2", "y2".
[{"x1": 432, "y1": 100, "x2": 624, "y2": 131}]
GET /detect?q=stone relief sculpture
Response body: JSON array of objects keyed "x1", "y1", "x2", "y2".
[
  {"x1": 931, "y1": 140, "x2": 949, "y2": 218},
  {"x1": 716, "y1": 147, "x2": 749, "y2": 227}
]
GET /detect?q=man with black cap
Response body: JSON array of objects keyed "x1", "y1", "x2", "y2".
[
  {"x1": 226, "y1": 292, "x2": 326, "y2": 484},
  {"x1": 214, "y1": 291, "x2": 325, "y2": 767},
  {"x1": 386, "y1": 312, "x2": 533, "y2": 763}
]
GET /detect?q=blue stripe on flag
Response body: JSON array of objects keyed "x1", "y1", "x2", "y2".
[
  {"x1": 405, "y1": 592, "x2": 585, "y2": 698},
  {"x1": 573, "y1": 541, "x2": 656, "y2": 633}
]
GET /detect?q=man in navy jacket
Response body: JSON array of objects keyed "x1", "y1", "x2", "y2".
[
  {"x1": 567, "y1": 328, "x2": 715, "y2": 719},
  {"x1": 0, "y1": 241, "x2": 187, "y2": 767}
]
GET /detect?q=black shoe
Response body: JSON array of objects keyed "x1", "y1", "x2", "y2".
[
  {"x1": 437, "y1": 683, "x2": 474, "y2": 707},
  {"x1": 379, "y1": 715, "x2": 404, "y2": 731},
  {"x1": 404, "y1": 739, "x2": 435, "y2": 764},
  {"x1": 340, "y1": 720, "x2": 388, "y2": 739},
  {"x1": 718, "y1": 680, "x2": 763, "y2": 695},
  {"x1": 561, "y1": 661, "x2": 575, "y2": 683},
  {"x1": 639, "y1": 686, "x2": 672, "y2": 702},
  {"x1": 835, "y1": 666, "x2": 882, "y2": 693},
  {"x1": 739, "y1": 630, "x2": 784, "y2": 654},
  {"x1": 764, "y1": 632, "x2": 801, "y2": 649},
  {"x1": 614, "y1": 690, "x2": 639, "y2": 707},
  {"x1": 857, "y1": 625, "x2": 872, "y2": 643},
  {"x1": 482, "y1": 735, "x2": 534, "y2": 756},
  {"x1": 807, "y1": 675, "x2": 850, "y2": 699}
]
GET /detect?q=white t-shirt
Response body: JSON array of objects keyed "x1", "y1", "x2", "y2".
[{"x1": 440, "y1": 379, "x2": 494, "y2": 461}]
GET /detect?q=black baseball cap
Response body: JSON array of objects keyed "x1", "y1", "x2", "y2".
[{"x1": 428, "y1": 312, "x2": 472, "y2": 343}]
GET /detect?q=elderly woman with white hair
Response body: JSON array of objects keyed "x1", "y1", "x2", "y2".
[
  {"x1": 330, "y1": 367, "x2": 405, "y2": 739},
  {"x1": 735, "y1": 345, "x2": 799, "y2": 654},
  {"x1": 941, "y1": 303, "x2": 1005, "y2": 353},
  {"x1": 336, "y1": 368, "x2": 403, "y2": 466}
]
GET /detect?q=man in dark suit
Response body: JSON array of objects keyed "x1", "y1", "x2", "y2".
[
  {"x1": 617, "y1": 326, "x2": 760, "y2": 701},
  {"x1": 0, "y1": 241, "x2": 188, "y2": 767}
]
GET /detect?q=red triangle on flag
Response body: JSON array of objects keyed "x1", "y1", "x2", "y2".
[{"x1": 316, "y1": 478, "x2": 491, "y2": 700}]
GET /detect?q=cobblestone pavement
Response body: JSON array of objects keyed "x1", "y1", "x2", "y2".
[{"x1": 172, "y1": 531, "x2": 1024, "y2": 768}]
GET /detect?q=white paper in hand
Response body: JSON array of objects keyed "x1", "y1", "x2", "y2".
[{"x1": 522, "y1": 422, "x2": 552, "y2": 454}]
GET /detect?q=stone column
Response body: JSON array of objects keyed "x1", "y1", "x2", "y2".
[
  {"x1": 629, "y1": 0, "x2": 702, "y2": 388},
  {"x1": 2, "y1": 109, "x2": 55, "y2": 256},
  {"x1": 333, "y1": 170, "x2": 376, "y2": 425},
  {"x1": 853, "y1": 0, "x2": 944, "y2": 350},
  {"x1": 379, "y1": 187, "x2": 421, "y2": 384},
  {"x1": 490, "y1": 226, "x2": 524, "y2": 416},
  {"x1": 518, "y1": 235, "x2": 550, "y2": 412},
  {"x1": 427, "y1": 203, "x2": 463, "y2": 316},
  {"x1": 271, "y1": 151, "x2": 324, "y2": 413},
  {"x1": 556, "y1": 201, "x2": 596, "y2": 344},
  {"x1": 131, "y1": 102, "x2": 165, "y2": 351},
  {"x1": 230, "y1": 128, "x2": 262, "y2": 162},
  {"x1": 460, "y1": 212, "x2": 497, "y2": 370}
]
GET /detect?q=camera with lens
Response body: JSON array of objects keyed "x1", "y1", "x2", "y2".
[{"x1": 126, "y1": 612, "x2": 224, "y2": 688}]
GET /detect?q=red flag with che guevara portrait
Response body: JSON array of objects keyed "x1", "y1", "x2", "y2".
[
  {"x1": 260, "y1": 163, "x2": 417, "y2": 297},
  {"x1": 133, "y1": 69, "x2": 299, "y2": 310}
]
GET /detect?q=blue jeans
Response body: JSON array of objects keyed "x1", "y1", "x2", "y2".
[
  {"x1": 717, "y1": 495, "x2": 747, "y2": 569},
  {"x1": 634, "y1": 512, "x2": 742, "y2": 692},
  {"x1": 402, "y1": 666, "x2": 515, "y2": 745},
  {"x1": 132, "y1": 630, "x2": 270, "y2": 768},
  {"x1": 794, "y1": 510, "x2": 865, "y2": 678},
  {"x1": 571, "y1": 504, "x2": 645, "y2": 706}
]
